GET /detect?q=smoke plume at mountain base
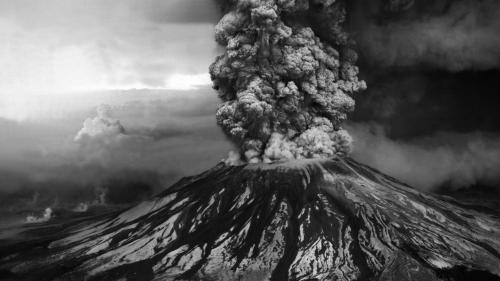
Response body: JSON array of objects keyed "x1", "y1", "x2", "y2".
[
  {"x1": 25, "y1": 208, "x2": 52, "y2": 224},
  {"x1": 210, "y1": 0, "x2": 366, "y2": 163}
]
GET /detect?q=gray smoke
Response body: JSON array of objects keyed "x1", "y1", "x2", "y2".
[
  {"x1": 349, "y1": 123, "x2": 500, "y2": 190},
  {"x1": 210, "y1": 0, "x2": 366, "y2": 163},
  {"x1": 350, "y1": 0, "x2": 500, "y2": 71}
]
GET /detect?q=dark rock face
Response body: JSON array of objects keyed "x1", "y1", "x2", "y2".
[{"x1": 1, "y1": 158, "x2": 500, "y2": 281}]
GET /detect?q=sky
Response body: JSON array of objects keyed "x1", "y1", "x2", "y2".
[
  {"x1": 0, "y1": 0, "x2": 219, "y2": 96},
  {"x1": 1, "y1": 0, "x2": 500, "y2": 216},
  {"x1": 0, "y1": 0, "x2": 235, "y2": 213}
]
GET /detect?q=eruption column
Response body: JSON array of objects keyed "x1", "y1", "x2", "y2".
[{"x1": 210, "y1": 0, "x2": 366, "y2": 163}]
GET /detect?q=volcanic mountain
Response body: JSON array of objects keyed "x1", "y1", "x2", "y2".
[{"x1": 1, "y1": 158, "x2": 500, "y2": 281}]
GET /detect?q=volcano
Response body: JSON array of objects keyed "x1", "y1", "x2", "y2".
[{"x1": 1, "y1": 158, "x2": 500, "y2": 281}]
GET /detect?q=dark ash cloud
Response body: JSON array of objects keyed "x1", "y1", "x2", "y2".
[
  {"x1": 211, "y1": 0, "x2": 366, "y2": 163},
  {"x1": 349, "y1": 0, "x2": 500, "y2": 71},
  {"x1": 351, "y1": 69, "x2": 500, "y2": 139},
  {"x1": 344, "y1": 0, "x2": 500, "y2": 195}
]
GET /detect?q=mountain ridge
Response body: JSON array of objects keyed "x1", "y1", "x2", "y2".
[{"x1": 1, "y1": 158, "x2": 500, "y2": 281}]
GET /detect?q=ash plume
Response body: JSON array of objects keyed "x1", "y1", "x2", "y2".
[
  {"x1": 349, "y1": 0, "x2": 500, "y2": 71},
  {"x1": 210, "y1": 0, "x2": 366, "y2": 163}
]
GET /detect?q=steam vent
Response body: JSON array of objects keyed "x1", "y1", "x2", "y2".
[{"x1": 1, "y1": 158, "x2": 500, "y2": 281}]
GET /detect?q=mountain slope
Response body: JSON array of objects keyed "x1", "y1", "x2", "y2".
[{"x1": 1, "y1": 158, "x2": 500, "y2": 281}]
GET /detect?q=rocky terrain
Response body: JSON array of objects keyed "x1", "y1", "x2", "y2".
[{"x1": 1, "y1": 158, "x2": 500, "y2": 281}]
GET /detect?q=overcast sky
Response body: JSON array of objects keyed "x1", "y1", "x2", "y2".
[
  {"x1": 0, "y1": 0, "x2": 220, "y2": 96},
  {"x1": 0, "y1": 0, "x2": 235, "y2": 212}
]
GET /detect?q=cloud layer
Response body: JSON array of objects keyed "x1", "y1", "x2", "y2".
[
  {"x1": 0, "y1": 88, "x2": 234, "y2": 214},
  {"x1": 350, "y1": 0, "x2": 500, "y2": 71},
  {"x1": 0, "y1": 0, "x2": 221, "y2": 93},
  {"x1": 349, "y1": 123, "x2": 500, "y2": 190}
]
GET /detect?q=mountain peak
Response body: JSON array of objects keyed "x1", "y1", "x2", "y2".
[{"x1": 1, "y1": 158, "x2": 500, "y2": 281}]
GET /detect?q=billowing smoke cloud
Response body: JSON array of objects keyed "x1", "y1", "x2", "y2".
[
  {"x1": 349, "y1": 123, "x2": 500, "y2": 190},
  {"x1": 73, "y1": 104, "x2": 149, "y2": 167},
  {"x1": 210, "y1": 0, "x2": 366, "y2": 163},
  {"x1": 75, "y1": 104, "x2": 126, "y2": 144},
  {"x1": 350, "y1": 0, "x2": 500, "y2": 71}
]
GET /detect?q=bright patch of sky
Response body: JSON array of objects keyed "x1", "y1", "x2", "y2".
[
  {"x1": 0, "y1": 0, "x2": 220, "y2": 98},
  {"x1": 0, "y1": 0, "x2": 232, "y2": 195}
]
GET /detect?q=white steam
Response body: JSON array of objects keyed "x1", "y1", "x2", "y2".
[
  {"x1": 74, "y1": 104, "x2": 126, "y2": 143},
  {"x1": 25, "y1": 208, "x2": 53, "y2": 224},
  {"x1": 73, "y1": 203, "x2": 89, "y2": 213},
  {"x1": 72, "y1": 186, "x2": 108, "y2": 212}
]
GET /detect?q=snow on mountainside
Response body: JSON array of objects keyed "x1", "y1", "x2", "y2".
[{"x1": 1, "y1": 158, "x2": 500, "y2": 281}]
